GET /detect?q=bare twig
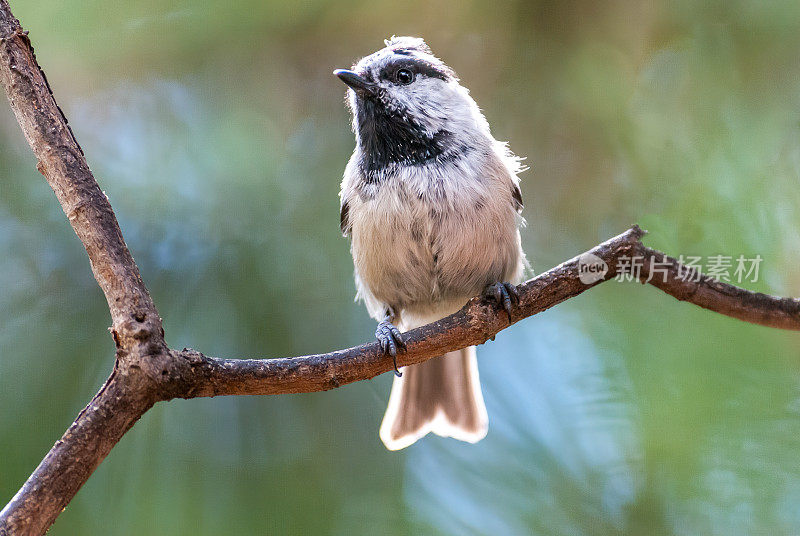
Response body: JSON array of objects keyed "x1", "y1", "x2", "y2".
[
  {"x1": 638, "y1": 246, "x2": 800, "y2": 330},
  {"x1": 0, "y1": 2, "x2": 798, "y2": 535}
]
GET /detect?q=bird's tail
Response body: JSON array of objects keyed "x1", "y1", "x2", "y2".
[{"x1": 379, "y1": 346, "x2": 488, "y2": 450}]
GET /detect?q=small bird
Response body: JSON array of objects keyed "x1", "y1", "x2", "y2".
[{"x1": 334, "y1": 37, "x2": 527, "y2": 450}]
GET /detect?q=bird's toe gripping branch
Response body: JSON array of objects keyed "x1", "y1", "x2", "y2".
[
  {"x1": 375, "y1": 318, "x2": 406, "y2": 376},
  {"x1": 482, "y1": 281, "x2": 521, "y2": 321}
]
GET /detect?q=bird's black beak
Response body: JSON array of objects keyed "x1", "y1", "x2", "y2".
[{"x1": 333, "y1": 69, "x2": 376, "y2": 97}]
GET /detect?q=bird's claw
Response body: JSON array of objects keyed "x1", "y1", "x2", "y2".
[
  {"x1": 483, "y1": 281, "x2": 520, "y2": 320},
  {"x1": 376, "y1": 320, "x2": 406, "y2": 376}
]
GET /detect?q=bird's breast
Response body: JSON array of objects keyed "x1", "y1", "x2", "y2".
[{"x1": 349, "y1": 169, "x2": 521, "y2": 314}]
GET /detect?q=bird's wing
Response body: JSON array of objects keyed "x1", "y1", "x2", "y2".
[
  {"x1": 340, "y1": 199, "x2": 351, "y2": 237},
  {"x1": 511, "y1": 183, "x2": 523, "y2": 214}
]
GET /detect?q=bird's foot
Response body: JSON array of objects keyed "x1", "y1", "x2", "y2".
[
  {"x1": 376, "y1": 319, "x2": 406, "y2": 377},
  {"x1": 483, "y1": 282, "x2": 520, "y2": 320}
]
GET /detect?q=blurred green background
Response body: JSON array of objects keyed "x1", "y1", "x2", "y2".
[{"x1": 2, "y1": 0, "x2": 800, "y2": 534}]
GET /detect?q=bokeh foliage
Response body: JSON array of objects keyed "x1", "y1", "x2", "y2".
[{"x1": 1, "y1": 0, "x2": 800, "y2": 534}]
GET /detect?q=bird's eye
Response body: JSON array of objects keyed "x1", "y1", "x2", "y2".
[{"x1": 395, "y1": 68, "x2": 414, "y2": 85}]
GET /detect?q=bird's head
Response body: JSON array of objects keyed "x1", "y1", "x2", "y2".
[{"x1": 334, "y1": 37, "x2": 490, "y2": 177}]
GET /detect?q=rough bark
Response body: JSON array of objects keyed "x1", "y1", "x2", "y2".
[{"x1": 1, "y1": 2, "x2": 798, "y2": 534}]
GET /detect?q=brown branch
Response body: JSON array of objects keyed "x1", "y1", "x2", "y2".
[
  {"x1": 172, "y1": 226, "x2": 646, "y2": 397},
  {"x1": 0, "y1": 2, "x2": 798, "y2": 534},
  {"x1": 0, "y1": 0, "x2": 163, "y2": 352},
  {"x1": 171, "y1": 228, "x2": 800, "y2": 399},
  {"x1": 0, "y1": 2, "x2": 169, "y2": 534},
  {"x1": 638, "y1": 247, "x2": 800, "y2": 330}
]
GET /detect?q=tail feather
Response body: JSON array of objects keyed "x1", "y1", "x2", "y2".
[{"x1": 379, "y1": 346, "x2": 488, "y2": 450}]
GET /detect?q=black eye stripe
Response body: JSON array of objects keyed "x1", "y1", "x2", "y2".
[{"x1": 378, "y1": 57, "x2": 453, "y2": 83}]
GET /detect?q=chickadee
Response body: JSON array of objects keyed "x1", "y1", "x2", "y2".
[{"x1": 335, "y1": 37, "x2": 527, "y2": 450}]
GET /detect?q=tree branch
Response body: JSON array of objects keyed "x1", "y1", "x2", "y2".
[
  {"x1": 170, "y1": 227, "x2": 800, "y2": 399},
  {"x1": 0, "y1": 2, "x2": 798, "y2": 534},
  {"x1": 638, "y1": 246, "x2": 800, "y2": 330},
  {"x1": 0, "y1": 2, "x2": 169, "y2": 533},
  {"x1": 0, "y1": 0, "x2": 163, "y2": 352}
]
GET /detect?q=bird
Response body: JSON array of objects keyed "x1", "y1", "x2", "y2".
[{"x1": 334, "y1": 36, "x2": 527, "y2": 451}]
